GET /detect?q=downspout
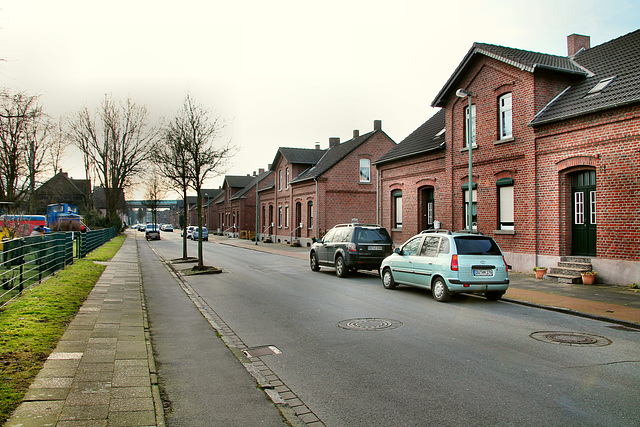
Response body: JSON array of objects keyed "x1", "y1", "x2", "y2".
[
  {"x1": 534, "y1": 135, "x2": 539, "y2": 268},
  {"x1": 314, "y1": 178, "x2": 319, "y2": 234},
  {"x1": 376, "y1": 166, "x2": 380, "y2": 224}
]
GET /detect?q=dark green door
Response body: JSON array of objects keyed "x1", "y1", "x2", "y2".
[
  {"x1": 571, "y1": 171, "x2": 596, "y2": 256},
  {"x1": 420, "y1": 187, "x2": 435, "y2": 231}
]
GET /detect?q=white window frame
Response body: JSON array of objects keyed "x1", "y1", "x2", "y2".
[
  {"x1": 464, "y1": 104, "x2": 476, "y2": 148},
  {"x1": 393, "y1": 190, "x2": 402, "y2": 229},
  {"x1": 359, "y1": 159, "x2": 371, "y2": 183},
  {"x1": 464, "y1": 188, "x2": 478, "y2": 230},
  {"x1": 285, "y1": 205, "x2": 289, "y2": 228},
  {"x1": 278, "y1": 170, "x2": 283, "y2": 191},
  {"x1": 590, "y1": 191, "x2": 597, "y2": 224},
  {"x1": 498, "y1": 183, "x2": 514, "y2": 230},
  {"x1": 308, "y1": 201, "x2": 313, "y2": 229},
  {"x1": 499, "y1": 93, "x2": 512, "y2": 140},
  {"x1": 574, "y1": 192, "x2": 585, "y2": 225},
  {"x1": 286, "y1": 168, "x2": 290, "y2": 189}
]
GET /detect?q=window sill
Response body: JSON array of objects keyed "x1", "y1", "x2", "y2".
[
  {"x1": 359, "y1": 181, "x2": 372, "y2": 185},
  {"x1": 494, "y1": 137, "x2": 515, "y2": 145},
  {"x1": 391, "y1": 228, "x2": 403, "y2": 232},
  {"x1": 494, "y1": 229, "x2": 516, "y2": 235},
  {"x1": 460, "y1": 144, "x2": 478, "y2": 152}
]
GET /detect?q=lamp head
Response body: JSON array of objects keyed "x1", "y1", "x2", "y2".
[{"x1": 456, "y1": 88, "x2": 472, "y2": 98}]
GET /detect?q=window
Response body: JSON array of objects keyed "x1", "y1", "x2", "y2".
[
  {"x1": 590, "y1": 191, "x2": 597, "y2": 224},
  {"x1": 497, "y1": 178, "x2": 514, "y2": 230},
  {"x1": 392, "y1": 190, "x2": 402, "y2": 229},
  {"x1": 307, "y1": 201, "x2": 313, "y2": 228},
  {"x1": 261, "y1": 206, "x2": 266, "y2": 229},
  {"x1": 463, "y1": 185, "x2": 477, "y2": 230},
  {"x1": 587, "y1": 76, "x2": 615, "y2": 95},
  {"x1": 402, "y1": 236, "x2": 422, "y2": 256},
  {"x1": 278, "y1": 206, "x2": 283, "y2": 227},
  {"x1": 464, "y1": 104, "x2": 476, "y2": 147},
  {"x1": 498, "y1": 93, "x2": 512, "y2": 140},
  {"x1": 286, "y1": 168, "x2": 290, "y2": 189},
  {"x1": 359, "y1": 159, "x2": 371, "y2": 183},
  {"x1": 285, "y1": 205, "x2": 289, "y2": 228},
  {"x1": 279, "y1": 170, "x2": 283, "y2": 191},
  {"x1": 420, "y1": 237, "x2": 440, "y2": 257}
]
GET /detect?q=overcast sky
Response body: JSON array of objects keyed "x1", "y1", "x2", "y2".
[{"x1": 1, "y1": 0, "x2": 638, "y2": 199}]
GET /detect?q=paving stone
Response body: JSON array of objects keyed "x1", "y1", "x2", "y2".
[
  {"x1": 106, "y1": 410, "x2": 156, "y2": 426},
  {"x1": 109, "y1": 397, "x2": 154, "y2": 412},
  {"x1": 59, "y1": 404, "x2": 109, "y2": 420}
]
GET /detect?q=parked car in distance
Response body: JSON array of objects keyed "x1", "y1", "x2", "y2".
[
  {"x1": 309, "y1": 223, "x2": 393, "y2": 277},
  {"x1": 182, "y1": 226, "x2": 195, "y2": 239},
  {"x1": 138, "y1": 224, "x2": 147, "y2": 232},
  {"x1": 379, "y1": 230, "x2": 509, "y2": 302},
  {"x1": 163, "y1": 224, "x2": 173, "y2": 232},
  {"x1": 145, "y1": 223, "x2": 161, "y2": 241},
  {"x1": 192, "y1": 226, "x2": 208, "y2": 241}
]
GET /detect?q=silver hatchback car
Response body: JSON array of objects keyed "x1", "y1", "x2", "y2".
[{"x1": 379, "y1": 230, "x2": 509, "y2": 302}]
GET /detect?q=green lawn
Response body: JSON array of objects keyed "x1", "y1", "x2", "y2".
[{"x1": 0, "y1": 234, "x2": 125, "y2": 424}]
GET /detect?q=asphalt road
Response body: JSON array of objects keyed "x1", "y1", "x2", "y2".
[{"x1": 148, "y1": 232, "x2": 640, "y2": 426}]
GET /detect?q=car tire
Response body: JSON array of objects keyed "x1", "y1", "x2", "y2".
[
  {"x1": 432, "y1": 277, "x2": 451, "y2": 302},
  {"x1": 382, "y1": 268, "x2": 396, "y2": 289},
  {"x1": 335, "y1": 256, "x2": 348, "y2": 278},
  {"x1": 310, "y1": 252, "x2": 320, "y2": 271},
  {"x1": 485, "y1": 291, "x2": 504, "y2": 301},
  {"x1": 204, "y1": 238, "x2": 208, "y2": 241}
]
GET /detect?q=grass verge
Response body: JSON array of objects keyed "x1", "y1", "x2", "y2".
[{"x1": 0, "y1": 234, "x2": 126, "y2": 424}]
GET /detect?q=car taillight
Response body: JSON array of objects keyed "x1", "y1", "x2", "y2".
[
  {"x1": 503, "y1": 256, "x2": 508, "y2": 270},
  {"x1": 451, "y1": 254, "x2": 459, "y2": 271},
  {"x1": 348, "y1": 243, "x2": 357, "y2": 253}
]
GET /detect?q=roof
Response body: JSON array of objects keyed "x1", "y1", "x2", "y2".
[
  {"x1": 270, "y1": 147, "x2": 327, "y2": 171},
  {"x1": 374, "y1": 109, "x2": 445, "y2": 165},
  {"x1": 224, "y1": 175, "x2": 255, "y2": 189},
  {"x1": 291, "y1": 130, "x2": 380, "y2": 183},
  {"x1": 531, "y1": 29, "x2": 640, "y2": 125},
  {"x1": 230, "y1": 170, "x2": 273, "y2": 200}
]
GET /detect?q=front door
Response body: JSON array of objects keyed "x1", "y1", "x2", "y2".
[
  {"x1": 420, "y1": 187, "x2": 435, "y2": 231},
  {"x1": 571, "y1": 170, "x2": 597, "y2": 256}
]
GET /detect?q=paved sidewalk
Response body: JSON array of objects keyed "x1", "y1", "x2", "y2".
[
  {"x1": 210, "y1": 234, "x2": 640, "y2": 327},
  {"x1": 6, "y1": 234, "x2": 163, "y2": 427}
]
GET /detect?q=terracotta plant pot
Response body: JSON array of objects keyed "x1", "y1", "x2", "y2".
[
  {"x1": 535, "y1": 268, "x2": 547, "y2": 279},
  {"x1": 582, "y1": 274, "x2": 596, "y2": 285}
]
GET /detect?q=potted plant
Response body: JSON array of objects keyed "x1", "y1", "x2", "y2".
[
  {"x1": 533, "y1": 267, "x2": 547, "y2": 279},
  {"x1": 581, "y1": 270, "x2": 597, "y2": 285}
]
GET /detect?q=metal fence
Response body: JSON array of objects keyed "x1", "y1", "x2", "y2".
[{"x1": 1, "y1": 228, "x2": 116, "y2": 308}]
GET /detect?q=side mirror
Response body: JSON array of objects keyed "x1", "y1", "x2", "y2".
[{"x1": 394, "y1": 248, "x2": 402, "y2": 255}]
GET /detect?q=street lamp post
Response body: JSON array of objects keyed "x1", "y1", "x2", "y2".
[
  {"x1": 204, "y1": 192, "x2": 209, "y2": 228},
  {"x1": 456, "y1": 88, "x2": 473, "y2": 232}
]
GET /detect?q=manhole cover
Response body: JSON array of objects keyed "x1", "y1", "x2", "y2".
[
  {"x1": 337, "y1": 318, "x2": 402, "y2": 331},
  {"x1": 530, "y1": 331, "x2": 612, "y2": 346}
]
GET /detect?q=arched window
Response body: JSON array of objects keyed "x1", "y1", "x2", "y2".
[
  {"x1": 498, "y1": 93, "x2": 512, "y2": 140},
  {"x1": 497, "y1": 178, "x2": 514, "y2": 230},
  {"x1": 392, "y1": 190, "x2": 402, "y2": 229}
]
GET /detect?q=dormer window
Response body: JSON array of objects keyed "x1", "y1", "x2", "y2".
[{"x1": 587, "y1": 76, "x2": 616, "y2": 95}]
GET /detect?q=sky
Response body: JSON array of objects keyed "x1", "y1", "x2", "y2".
[{"x1": 1, "y1": 0, "x2": 638, "y2": 200}]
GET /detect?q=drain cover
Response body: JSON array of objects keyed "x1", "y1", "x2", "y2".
[
  {"x1": 530, "y1": 331, "x2": 612, "y2": 346},
  {"x1": 337, "y1": 318, "x2": 402, "y2": 331}
]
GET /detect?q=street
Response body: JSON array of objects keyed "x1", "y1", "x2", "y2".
[{"x1": 144, "y1": 231, "x2": 640, "y2": 426}]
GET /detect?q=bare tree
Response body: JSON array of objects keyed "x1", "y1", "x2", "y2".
[
  {"x1": 23, "y1": 108, "x2": 53, "y2": 213},
  {"x1": 69, "y1": 95, "x2": 156, "y2": 226},
  {"x1": 143, "y1": 169, "x2": 167, "y2": 228},
  {"x1": 49, "y1": 118, "x2": 69, "y2": 176},
  {"x1": 182, "y1": 94, "x2": 234, "y2": 270},
  {"x1": 154, "y1": 111, "x2": 193, "y2": 259},
  {"x1": 0, "y1": 90, "x2": 47, "y2": 211}
]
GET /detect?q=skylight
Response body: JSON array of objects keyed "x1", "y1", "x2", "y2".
[
  {"x1": 587, "y1": 76, "x2": 616, "y2": 95},
  {"x1": 434, "y1": 128, "x2": 445, "y2": 138}
]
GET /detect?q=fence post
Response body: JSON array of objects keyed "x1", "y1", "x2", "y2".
[{"x1": 18, "y1": 239, "x2": 24, "y2": 293}]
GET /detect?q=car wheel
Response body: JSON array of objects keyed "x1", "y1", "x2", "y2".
[
  {"x1": 310, "y1": 252, "x2": 320, "y2": 271},
  {"x1": 335, "y1": 256, "x2": 348, "y2": 278},
  {"x1": 432, "y1": 277, "x2": 451, "y2": 302},
  {"x1": 382, "y1": 268, "x2": 396, "y2": 289},
  {"x1": 204, "y1": 238, "x2": 208, "y2": 241},
  {"x1": 485, "y1": 291, "x2": 504, "y2": 301}
]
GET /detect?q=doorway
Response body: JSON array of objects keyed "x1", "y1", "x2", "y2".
[
  {"x1": 571, "y1": 170, "x2": 596, "y2": 256},
  {"x1": 419, "y1": 187, "x2": 435, "y2": 231}
]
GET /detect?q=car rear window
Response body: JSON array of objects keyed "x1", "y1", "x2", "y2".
[
  {"x1": 355, "y1": 228, "x2": 391, "y2": 244},
  {"x1": 454, "y1": 236, "x2": 502, "y2": 255}
]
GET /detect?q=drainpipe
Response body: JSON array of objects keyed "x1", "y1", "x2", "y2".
[
  {"x1": 376, "y1": 166, "x2": 380, "y2": 225},
  {"x1": 314, "y1": 178, "x2": 319, "y2": 234},
  {"x1": 534, "y1": 136, "x2": 539, "y2": 268}
]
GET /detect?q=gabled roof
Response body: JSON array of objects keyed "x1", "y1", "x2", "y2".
[
  {"x1": 230, "y1": 170, "x2": 273, "y2": 200},
  {"x1": 292, "y1": 130, "x2": 382, "y2": 183},
  {"x1": 432, "y1": 42, "x2": 590, "y2": 108},
  {"x1": 270, "y1": 147, "x2": 327, "y2": 171},
  {"x1": 374, "y1": 109, "x2": 445, "y2": 165},
  {"x1": 224, "y1": 175, "x2": 255, "y2": 189},
  {"x1": 531, "y1": 29, "x2": 640, "y2": 125}
]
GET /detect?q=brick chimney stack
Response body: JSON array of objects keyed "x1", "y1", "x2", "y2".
[
  {"x1": 374, "y1": 120, "x2": 382, "y2": 131},
  {"x1": 567, "y1": 33, "x2": 590, "y2": 57},
  {"x1": 329, "y1": 137, "x2": 340, "y2": 148},
  {"x1": 353, "y1": 129, "x2": 360, "y2": 138},
  {"x1": 315, "y1": 142, "x2": 321, "y2": 150},
  {"x1": 258, "y1": 168, "x2": 265, "y2": 174}
]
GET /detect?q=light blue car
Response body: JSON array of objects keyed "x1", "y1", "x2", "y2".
[
  {"x1": 379, "y1": 230, "x2": 509, "y2": 302},
  {"x1": 192, "y1": 226, "x2": 209, "y2": 241}
]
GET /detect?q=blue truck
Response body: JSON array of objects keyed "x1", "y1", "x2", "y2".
[{"x1": 46, "y1": 204, "x2": 88, "y2": 232}]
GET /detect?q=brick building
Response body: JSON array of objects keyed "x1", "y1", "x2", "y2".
[
  {"x1": 375, "y1": 30, "x2": 640, "y2": 284},
  {"x1": 257, "y1": 120, "x2": 396, "y2": 246}
]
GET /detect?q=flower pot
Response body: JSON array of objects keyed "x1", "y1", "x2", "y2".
[
  {"x1": 581, "y1": 274, "x2": 596, "y2": 285},
  {"x1": 535, "y1": 268, "x2": 547, "y2": 279}
]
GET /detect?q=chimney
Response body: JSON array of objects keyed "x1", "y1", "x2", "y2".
[
  {"x1": 374, "y1": 120, "x2": 382, "y2": 131},
  {"x1": 315, "y1": 142, "x2": 321, "y2": 150},
  {"x1": 329, "y1": 137, "x2": 340, "y2": 148},
  {"x1": 567, "y1": 34, "x2": 590, "y2": 57},
  {"x1": 268, "y1": 164, "x2": 272, "y2": 170},
  {"x1": 258, "y1": 168, "x2": 265, "y2": 174},
  {"x1": 253, "y1": 171, "x2": 256, "y2": 176},
  {"x1": 353, "y1": 129, "x2": 360, "y2": 139}
]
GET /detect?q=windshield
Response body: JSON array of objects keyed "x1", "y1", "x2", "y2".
[
  {"x1": 354, "y1": 228, "x2": 391, "y2": 244},
  {"x1": 454, "y1": 236, "x2": 502, "y2": 255}
]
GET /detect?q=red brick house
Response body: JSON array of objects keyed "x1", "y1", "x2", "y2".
[
  {"x1": 376, "y1": 30, "x2": 640, "y2": 285},
  {"x1": 214, "y1": 176, "x2": 255, "y2": 236},
  {"x1": 258, "y1": 120, "x2": 396, "y2": 246}
]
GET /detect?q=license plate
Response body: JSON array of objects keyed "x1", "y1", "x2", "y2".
[
  {"x1": 368, "y1": 246, "x2": 382, "y2": 251},
  {"x1": 473, "y1": 269, "x2": 493, "y2": 277}
]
